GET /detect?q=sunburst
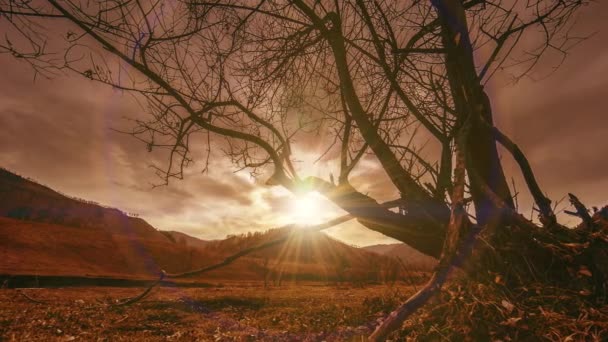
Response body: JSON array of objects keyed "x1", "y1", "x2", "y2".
[{"x1": 289, "y1": 191, "x2": 326, "y2": 226}]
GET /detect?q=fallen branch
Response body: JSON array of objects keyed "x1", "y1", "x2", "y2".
[
  {"x1": 16, "y1": 290, "x2": 47, "y2": 304},
  {"x1": 111, "y1": 214, "x2": 354, "y2": 306},
  {"x1": 165, "y1": 214, "x2": 353, "y2": 278},
  {"x1": 111, "y1": 273, "x2": 165, "y2": 307}
]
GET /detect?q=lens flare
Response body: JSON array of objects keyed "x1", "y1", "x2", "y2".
[{"x1": 289, "y1": 192, "x2": 325, "y2": 226}]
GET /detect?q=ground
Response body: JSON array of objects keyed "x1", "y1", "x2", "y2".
[
  {"x1": 3, "y1": 281, "x2": 607, "y2": 341},
  {"x1": 0, "y1": 282, "x2": 416, "y2": 341}
]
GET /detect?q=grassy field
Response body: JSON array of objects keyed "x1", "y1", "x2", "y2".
[{"x1": 0, "y1": 282, "x2": 418, "y2": 341}]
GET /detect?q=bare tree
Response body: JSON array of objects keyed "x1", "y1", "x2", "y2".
[{"x1": 2, "y1": 0, "x2": 606, "y2": 338}]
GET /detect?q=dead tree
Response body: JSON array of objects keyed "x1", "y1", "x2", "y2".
[{"x1": 2, "y1": 0, "x2": 606, "y2": 338}]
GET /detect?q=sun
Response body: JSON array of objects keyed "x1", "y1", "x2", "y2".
[{"x1": 289, "y1": 191, "x2": 326, "y2": 226}]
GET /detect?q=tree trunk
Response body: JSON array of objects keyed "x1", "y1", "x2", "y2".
[{"x1": 432, "y1": 0, "x2": 514, "y2": 225}]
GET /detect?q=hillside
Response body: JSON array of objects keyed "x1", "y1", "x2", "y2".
[
  {"x1": 162, "y1": 230, "x2": 211, "y2": 249},
  {"x1": 363, "y1": 243, "x2": 437, "y2": 271},
  {"x1": 200, "y1": 228, "x2": 404, "y2": 283},
  {"x1": 0, "y1": 216, "x2": 217, "y2": 279},
  {"x1": 0, "y1": 167, "x2": 404, "y2": 283},
  {"x1": 0, "y1": 167, "x2": 165, "y2": 241}
]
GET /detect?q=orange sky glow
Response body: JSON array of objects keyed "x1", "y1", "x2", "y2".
[{"x1": 1, "y1": 2, "x2": 607, "y2": 246}]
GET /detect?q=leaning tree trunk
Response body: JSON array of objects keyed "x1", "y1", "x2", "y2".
[
  {"x1": 429, "y1": 0, "x2": 607, "y2": 302},
  {"x1": 295, "y1": 0, "x2": 607, "y2": 311}
]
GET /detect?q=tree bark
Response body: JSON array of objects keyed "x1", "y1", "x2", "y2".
[{"x1": 432, "y1": 0, "x2": 514, "y2": 225}]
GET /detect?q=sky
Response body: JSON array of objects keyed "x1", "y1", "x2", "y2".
[{"x1": 1, "y1": 1, "x2": 607, "y2": 246}]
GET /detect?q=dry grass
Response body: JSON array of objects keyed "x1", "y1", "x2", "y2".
[
  {"x1": 392, "y1": 281, "x2": 608, "y2": 341},
  {"x1": 0, "y1": 283, "x2": 414, "y2": 341},
  {"x1": 2, "y1": 281, "x2": 607, "y2": 341}
]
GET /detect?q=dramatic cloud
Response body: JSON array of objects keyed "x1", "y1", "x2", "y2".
[
  {"x1": 489, "y1": 1, "x2": 608, "y2": 217},
  {"x1": 1, "y1": 2, "x2": 607, "y2": 245}
]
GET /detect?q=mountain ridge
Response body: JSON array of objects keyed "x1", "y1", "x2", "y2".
[
  {"x1": 363, "y1": 243, "x2": 437, "y2": 270},
  {"x1": 0, "y1": 167, "x2": 407, "y2": 283},
  {"x1": 0, "y1": 167, "x2": 167, "y2": 241}
]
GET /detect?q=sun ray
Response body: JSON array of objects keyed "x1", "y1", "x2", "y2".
[
  {"x1": 271, "y1": 228, "x2": 300, "y2": 284},
  {"x1": 310, "y1": 232, "x2": 332, "y2": 280},
  {"x1": 289, "y1": 192, "x2": 327, "y2": 226}
]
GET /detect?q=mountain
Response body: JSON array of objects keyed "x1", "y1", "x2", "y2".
[
  {"x1": 0, "y1": 167, "x2": 403, "y2": 283},
  {"x1": 363, "y1": 243, "x2": 437, "y2": 271},
  {"x1": 199, "y1": 228, "x2": 404, "y2": 283},
  {"x1": 0, "y1": 216, "x2": 217, "y2": 279},
  {"x1": 0, "y1": 167, "x2": 165, "y2": 241},
  {"x1": 0, "y1": 167, "x2": 230, "y2": 278},
  {"x1": 162, "y1": 230, "x2": 211, "y2": 249}
]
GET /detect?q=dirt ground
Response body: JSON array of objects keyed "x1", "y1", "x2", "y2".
[{"x1": 0, "y1": 282, "x2": 417, "y2": 341}]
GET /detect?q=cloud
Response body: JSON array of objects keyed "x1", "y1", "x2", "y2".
[{"x1": 1, "y1": 2, "x2": 607, "y2": 248}]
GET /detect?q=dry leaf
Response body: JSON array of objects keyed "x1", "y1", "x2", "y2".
[
  {"x1": 501, "y1": 300, "x2": 514, "y2": 314},
  {"x1": 578, "y1": 266, "x2": 592, "y2": 277},
  {"x1": 562, "y1": 242, "x2": 589, "y2": 250},
  {"x1": 500, "y1": 317, "x2": 522, "y2": 327}
]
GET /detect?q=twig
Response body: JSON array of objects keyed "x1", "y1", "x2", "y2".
[
  {"x1": 115, "y1": 315, "x2": 130, "y2": 323},
  {"x1": 16, "y1": 290, "x2": 47, "y2": 304}
]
